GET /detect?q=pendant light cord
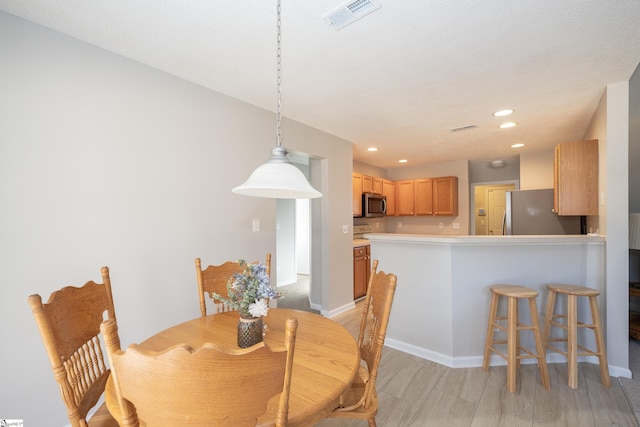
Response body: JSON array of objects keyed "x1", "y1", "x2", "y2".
[
  {"x1": 231, "y1": 0, "x2": 322, "y2": 198},
  {"x1": 276, "y1": 0, "x2": 283, "y2": 148}
]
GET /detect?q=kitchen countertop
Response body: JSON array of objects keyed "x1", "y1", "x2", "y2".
[
  {"x1": 353, "y1": 238, "x2": 370, "y2": 247},
  {"x1": 364, "y1": 233, "x2": 604, "y2": 245}
]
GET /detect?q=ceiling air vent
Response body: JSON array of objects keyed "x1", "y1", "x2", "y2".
[
  {"x1": 324, "y1": 0, "x2": 381, "y2": 30},
  {"x1": 449, "y1": 125, "x2": 478, "y2": 133}
]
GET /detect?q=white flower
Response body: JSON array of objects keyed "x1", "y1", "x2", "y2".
[{"x1": 248, "y1": 298, "x2": 269, "y2": 318}]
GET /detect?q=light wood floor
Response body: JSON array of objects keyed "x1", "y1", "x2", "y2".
[{"x1": 316, "y1": 302, "x2": 639, "y2": 427}]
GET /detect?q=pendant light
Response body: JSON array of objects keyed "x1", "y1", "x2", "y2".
[{"x1": 232, "y1": 0, "x2": 322, "y2": 199}]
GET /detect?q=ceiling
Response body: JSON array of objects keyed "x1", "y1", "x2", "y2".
[{"x1": 2, "y1": 0, "x2": 640, "y2": 170}]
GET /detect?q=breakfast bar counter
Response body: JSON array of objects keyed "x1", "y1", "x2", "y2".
[{"x1": 364, "y1": 233, "x2": 606, "y2": 369}]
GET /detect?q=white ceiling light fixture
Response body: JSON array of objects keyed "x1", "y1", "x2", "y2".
[
  {"x1": 511, "y1": 143, "x2": 525, "y2": 148},
  {"x1": 233, "y1": 0, "x2": 322, "y2": 199},
  {"x1": 398, "y1": 159, "x2": 408, "y2": 163},
  {"x1": 367, "y1": 147, "x2": 378, "y2": 152},
  {"x1": 499, "y1": 122, "x2": 517, "y2": 129}
]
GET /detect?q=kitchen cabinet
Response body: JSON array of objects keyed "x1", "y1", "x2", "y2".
[
  {"x1": 396, "y1": 176, "x2": 458, "y2": 216},
  {"x1": 631, "y1": 283, "x2": 640, "y2": 340},
  {"x1": 352, "y1": 173, "x2": 362, "y2": 217},
  {"x1": 362, "y1": 175, "x2": 373, "y2": 193},
  {"x1": 396, "y1": 180, "x2": 415, "y2": 215},
  {"x1": 414, "y1": 178, "x2": 434, "y2": 215},
  {"x1": 433, "y1": 176, "x2": 458, "y2": 216},
  {"x1": 353, "y1": 245, "x2": 370, "y2": 299},
  {"x1": 362, "y1": 175, "x2": 383, "y2": 194},
  {"x1": 382, "y1": 179, "x2": 396, "y2": 216},
  {"x1": 553, "y1": 139, "x2": 598, "y2": 216},
  {"x1": 372, "y1": 177, "x2": 383, "y2": 194}
]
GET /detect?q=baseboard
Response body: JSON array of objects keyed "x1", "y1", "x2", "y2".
[
  {"x1": 384, "y1": 337, "x2": 632, "y2": 378},
  {"x1": 309, "y1": 301, "x2": 322, "y2": 312},
  {"x1": 384, "y1": 338, "x2": 455, "y2": 367},
  {"x1": 321, "y1": 301, "x2": 356, "y2": 318},
  {"x1": 277, "y1": 279, "x2": 297, "y2": 287}
]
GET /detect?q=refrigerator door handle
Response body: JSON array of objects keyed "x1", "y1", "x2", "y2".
[
  {"x1": 502, "y1": 210, "x2": 507, "y2": 235},
  {"x1": 504, "y1": 191, "x2": 513, "y2": 235}
]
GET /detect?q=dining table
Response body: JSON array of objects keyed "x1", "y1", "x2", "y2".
[{"x1": 105, "y1": 308, "x2": 360, "y2": 426}]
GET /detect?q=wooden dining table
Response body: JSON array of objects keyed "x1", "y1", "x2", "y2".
[{"x1": 105, "y1": 308, "x2": 360, "y2": 426}]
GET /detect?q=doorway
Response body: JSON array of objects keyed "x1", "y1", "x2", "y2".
[
  {"x1": 275, "y1": 157, "x2": 314, "y2": 312},
  {"x1": 275, "y1": 198, "x2": 315, "y2": 312},
  {"x1": 471, "y1": 182, "x2": 518, "y2": 235}
]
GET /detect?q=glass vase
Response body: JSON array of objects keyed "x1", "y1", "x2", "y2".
[{"x1": 237, "y1": 316, "x2": 263, "y2": 348}]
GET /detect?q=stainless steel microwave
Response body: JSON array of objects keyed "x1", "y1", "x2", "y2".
[{"x1": 362, "y1": 193, "x2": 387, "y2": 218}]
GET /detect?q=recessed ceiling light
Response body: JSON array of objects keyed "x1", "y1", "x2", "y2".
[
  {"x1": 494, "y1": 109, "x2": 514, "y2": 117},
  {"x1": 511, "y1": 143, "x2": 525, "y2": 148},
  {"x1": 499, "y1": 122, "x2": 517, "y2": 129},
  {"x1": 398, "y1": 159, "x2": 408, "y2": 163},
  {"x1": 367, "y1": 147, "x2": 378, "y2": 152}
]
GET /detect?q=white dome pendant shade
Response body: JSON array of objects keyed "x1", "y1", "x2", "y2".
[
  {"x1": 232, "y1": 146, "x2": 322, "y2": 199},
  {"x1": 232, "y1": 0, "x2": 322, "y2": 200}
]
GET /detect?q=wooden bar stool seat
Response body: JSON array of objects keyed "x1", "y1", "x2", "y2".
[
  {"x1": 483, "y1": 284, "x2": 551, "y2": 393},
  {"x1": 542, "y1": 283, "x2": 610, "y2": 389}
]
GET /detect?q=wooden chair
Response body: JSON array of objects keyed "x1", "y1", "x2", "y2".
[
  {"x1": 195, "y1": 253, "x2": 271, "y2": 317},
  {"x1": 325, "y1": 259, "x2": 397, "y2": 427},
  {"x1": 100, "y1": 315, "x2": 298, "y2": 427},
  {"x1": 28, "y1": 267, "x2": 119, "y2": 427}
]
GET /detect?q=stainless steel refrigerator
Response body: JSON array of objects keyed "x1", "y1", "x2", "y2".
[{"x1": 504, "y1": 189, "x2": 581, "y2": 235}]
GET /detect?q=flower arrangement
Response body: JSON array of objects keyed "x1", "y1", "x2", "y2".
[{"x1": 213, "y1": 259, "x2": 278, "y2": 318}]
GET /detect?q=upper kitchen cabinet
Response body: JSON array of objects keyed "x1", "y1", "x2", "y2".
[
  {"x1": 433, "y1": 176, "x2": 458, "y2": 216},
  {"x1": 373, "y1": 177, "x2": 383, "y2": 194},
  {"x1": 396, "y1": 180, "x2": 415, "y2": 215},
  {"x1": 382, "y1": 179, "x2": 396, "y2": 216},
  {"x1": 362, "y1": 175, "x2": 383, "y2": 194},
  {"x1": 553, "y1": 140, "x2": 598, "y2": 216},
  {"x1": 352, "y1": 173, "x2": 363, "y2": 217},
  {"x1": 396, "y1": 176, "x2": 458, "y2": 216},
  {"x1": 414, "y1": 178, "x2": 434, "y2": 215}
]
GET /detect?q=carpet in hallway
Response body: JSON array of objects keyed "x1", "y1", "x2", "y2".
[{"x1": 276, "y1": 275, "x2": 319, "y2": 314}]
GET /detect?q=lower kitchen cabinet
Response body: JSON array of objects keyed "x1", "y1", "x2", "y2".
[
  {"x1": 631, "y1": 283, "x2": 640, "y2": 340},
  {"x1": 353, "y1": 245, "x2": 370, "y2": 299}
]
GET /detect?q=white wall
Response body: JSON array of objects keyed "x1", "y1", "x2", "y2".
[
  {"x1": 295, "y1": 199, "x2": 311, "y2": 275},
  {"x1": 630, "y1": 63, "x2": 640, "y2": 213},
  {"x1": 0, "y1": 12, "x2": 353, "y2": 426},
  {"x1": 353, "y1": 160, "x2": 388, "y2": 178},
  {"x1": 583, "y1": 82, "x2": 630, "y2": 372},
  {"x1": 276, "y1": 199, "x2": 297, "y2": 285},
  {"x1": 520, "y1": 149, "x2": 555, "y2": 189},
  {"x1": 630, "y1": 63, "x2": 640, "y2": 283}
]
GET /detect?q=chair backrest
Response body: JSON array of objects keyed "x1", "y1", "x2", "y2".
[
  {"x1": 195, "y1": 253, "x2": 271, "y2": 317},
  {"x1": 28, "y1": 267, "x2": 116, "y2": 427},
  {"x1": 357, "y1": 259, "x2": 397, "y2": 409},
  {"x1": 101, "y1": 315, "x2": 298, "y2": 427}
]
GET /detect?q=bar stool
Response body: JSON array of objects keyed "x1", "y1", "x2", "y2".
[
  {"x1": 483, "y1": 284, "x2": 551, "y2": 393},
  {"x1": 542, "y1": 283, "x2": 610, "y2": 389}
]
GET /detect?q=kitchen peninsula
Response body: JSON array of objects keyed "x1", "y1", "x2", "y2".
[{"x1": 365, "y1": 233, "x2": 606, "y2": 370}]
